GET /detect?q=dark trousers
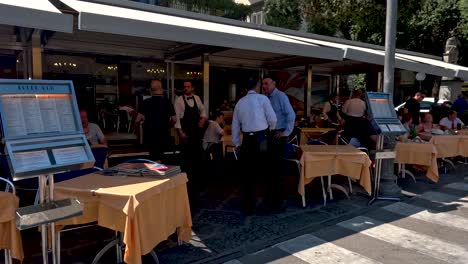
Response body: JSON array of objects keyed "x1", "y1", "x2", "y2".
[
  {"x1": 268, "y1": 136, "x2": 287, "y2": 208},
  {"x1": 240, "y1": 131, "x2": 269, "y2": 214}
]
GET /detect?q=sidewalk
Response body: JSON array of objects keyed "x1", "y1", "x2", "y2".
[
  {"x1": 156, "y1": 165, "x2": 468, "y2": 264},
  {"x1": 226, "y1": 177, "x2": 468, "y2": 264}
]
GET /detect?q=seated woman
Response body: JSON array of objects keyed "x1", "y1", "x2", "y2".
[{"x1": 417, "y1": 113, "x2": 439, "y2": 141}]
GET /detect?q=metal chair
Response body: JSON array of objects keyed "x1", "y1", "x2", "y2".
[{"x1": 1, "y1": 177, "x2": 16, "y2": 264}]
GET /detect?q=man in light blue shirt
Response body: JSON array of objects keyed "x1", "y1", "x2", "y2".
[
  {"x1": 262, "y1": 77, "x2": 296, "y2": 212},
  {"x1": 262, "y1": 78, "x2": 296, "y2": 139},
  {"x1": 232, "y1": 82, "x2": 277, "y2": 148},
  {"x1": 232, "y1": 79, "x2": 277, "y2": 215}
]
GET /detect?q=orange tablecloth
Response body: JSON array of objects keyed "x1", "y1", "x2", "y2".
[
  {"x1": 299, "y1": 145, "x2": 372, "y2": 197},
  {"x1": 0, "y1": 192, "x2": 24, "y2": 262},
  {"x1": 299, "y1": 128, "x2": 336, "y2": 144},
  {"x1": 395, "y1": 142, "x2": 439, "y2": 182},
  {"x1": 55, "y1": 173, "x2": 192, "y2": 264}
]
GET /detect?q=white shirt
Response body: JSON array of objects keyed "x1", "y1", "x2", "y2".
[
  {"x1": 232, "y1": 91, "x2": 277, "y2": 147},
  {"x1": 203, "y1": 120, "x2": 224, "y2": 150},
  {"x1": 439, "y1": 117, "x2": 464, "y2": 129},
  {"x1": 343, "y1": 98, "x2": 367, "y2": 117},
  {"x1": 174, "y1": 94, "x2": 206, "y2": 129}
]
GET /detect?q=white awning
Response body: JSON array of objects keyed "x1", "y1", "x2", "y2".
[
  {"x1": 0, "y1": 0, "x2": 73, "y2": 33},
  {"x1": 59, "y1": 0, "x2": 344, "y2": 62},
  {"x1": 274, "y1": 33, "x2": 465, "y2": 79}
]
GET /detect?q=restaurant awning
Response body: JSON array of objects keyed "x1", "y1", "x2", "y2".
[
  {"x1": 59, "y1": 0, "x2": 344, "y2": 62},
  {"x1": 274, "y1": 33, "x2": 465, "y2": 79},
  {"x1": 0, "y1": 0, "x2": 73, "y2": 33},
  {"x1": 58, "y1": 0, "x2": 468, "y2": 80}
]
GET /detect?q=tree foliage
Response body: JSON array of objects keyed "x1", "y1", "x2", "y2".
[
  {"x1": 264, "y1": 0, "x2": 302, "y2": 30},
  {"x1": 265, "y1": 0, "x2": 467, "y2": 64},
  {"x1": 158, "y1": 0, "x2": 252, "y2": 20}
]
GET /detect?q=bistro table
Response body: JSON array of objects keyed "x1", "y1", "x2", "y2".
[
  {"x1": 0, "y1": 192, "x2": 24, "y2": 263},
  {"x1": 54, "y1": 171, "x2": 192, "y2": 264},
  {"x1": 299, "y1": 128, "x2": 336, "y2": 145},
  {"x1": 299, "y1": 145, "x2": 372, "y2": 207},
  {"x1": 395, "y1": 142, "x2": 439, "y2": 183}
]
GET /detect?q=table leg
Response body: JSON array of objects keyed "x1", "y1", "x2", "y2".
[
  {"x1": 320, "y1": 177, "x2": 327, "y2": 207},
  {"x1": 4, "y1": 249, "x2": 12, "y2": 264},
  {"x1": 347, "y1": 177, "x2": 353, "y2": 194},
  {"x1": 116, "y1": 232, "x2": 123, "y2": 263}
]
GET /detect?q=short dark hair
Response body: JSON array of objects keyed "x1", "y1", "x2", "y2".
[
  {"x1": 247, "y1": 79, "x2": 258, "y2": 90},
  {"x1": 213, "y1": 111, "x2": 224, "y2": 120},
  {"x1": 448, "y1": 110, "x2": 457, "y2": 116}
]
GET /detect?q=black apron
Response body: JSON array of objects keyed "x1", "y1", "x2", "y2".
[{"x1": 181, "y1": 96, "x2": 200, "y2": 139}]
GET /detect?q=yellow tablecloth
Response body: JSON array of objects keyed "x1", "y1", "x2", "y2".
[
  {"x1": 395, "y1": 142, "x2": 439, "y2": 182},
  {"x1": 299, "y1": 145, "x2": 372, "y2": 197},
  {"x1": 55, "y1": 172, "x2": 192, "y2": 264},
  {"x1": 461, "y1": 136, "x2": 468, "y2": 157},
  {"x1": 299, "y1": 128, "x2": 336, "y2": 145},
  {"x1": 0, "y1": 192, "x2": 24, "y2": 262},
  {"x1": 430, "y1": 135, "x2": 465, "y2": 158}
]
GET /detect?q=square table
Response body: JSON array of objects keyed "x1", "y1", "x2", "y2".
[
  {"x1": 299, "y1": 128, "x2": 336, "y2": 145},
  {"x1": 54, "y1": 172, "x2": 192, "y2": 264},
  {"x1": 0, "y1": 192, "x2": 23, "y2": 262},
  {"x1": 299, "y1": 145, "x2": 372, "y2": 207},
  {"x1": 395, "y1": 142, "x2": 439, "y2": 182}
]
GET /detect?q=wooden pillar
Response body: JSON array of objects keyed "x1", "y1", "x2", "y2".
[
  {"x1": 117, "y1": 63, "x2": 132, "y2": 105},
  {"x1": 202, "y1": 54, "x2": 210, "y2": 113},
  {"x1": 31, "y1": 30, "x2": 42, "y2": 79},
  {"x1": 304, "y1": 65, "x2": 313, "y2": 118}
]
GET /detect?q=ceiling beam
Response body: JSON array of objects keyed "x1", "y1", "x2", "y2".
[
  {"x1": 165, "y1": 44, "x2": 230, "y2": 61},
  {"x1": 263, "y1": 56, "x2": 335, "y2": 70}
]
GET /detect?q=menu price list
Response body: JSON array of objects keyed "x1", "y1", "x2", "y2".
[{"x1": 1, "y1": 95, "x2": 77, "y2": 137}]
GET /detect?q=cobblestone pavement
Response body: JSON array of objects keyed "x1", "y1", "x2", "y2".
[{"x1": 224, "y1": 174, "x2": 468, "y2": 264}]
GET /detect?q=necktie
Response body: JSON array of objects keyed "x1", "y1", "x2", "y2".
[{"x1": 452, "y1": 121, "x2": 455, "y2": 129}]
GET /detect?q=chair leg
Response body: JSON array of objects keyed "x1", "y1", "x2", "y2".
[
  {"x1": 150, "y1": 251, "x2": 160, "y2": 264},
  {"x1": 302, "y1": 194, "x2": 306, "y2": 208},
  {"x1": 320, "y1": 176, "x2": 327, "y2": 206},
  {"x1": 328, "y1": 175, "x2": 333, "y2": 200}
]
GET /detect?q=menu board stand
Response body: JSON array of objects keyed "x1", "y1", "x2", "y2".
[
  {"x1": 365, "y1": 92, "x2": 405, "y2": 205},
  {"x1": 0, "y1": 79, "x2": 94, "y2": 264}
]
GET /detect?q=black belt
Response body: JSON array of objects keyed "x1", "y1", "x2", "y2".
[
  {"x1": 242, "y1": 129, "x2": 268, "y2": 136},
  {"x1": 271, "y1": 128, "x2": 286, "y2": 133}
]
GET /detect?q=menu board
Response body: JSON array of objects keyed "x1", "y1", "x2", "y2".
[
  {"x1": 368, "y1": 98, "x2": 394, "y2": 119},
  {"x1": 52, "y1": 146, "x2": 88, "y2": 165},
  {"x1": 0, "y1": 94, "x2": 77, "y2": 137},
  {"x1": 13, "y1": 150, "x2": 51, "y2": 172}
]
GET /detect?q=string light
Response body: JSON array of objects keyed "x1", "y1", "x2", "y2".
[
  {"x1": 53, "y1": 62, "x2": 77, "y2": 67},
  {"x1": 146, "y1": 68, "x2": 165, "y2": 74}
]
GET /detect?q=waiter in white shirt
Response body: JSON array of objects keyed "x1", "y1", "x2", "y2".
[
  {"x1": 174, "y1": 80, "x2": 207, "y2": 190},
  {"x1": 232, "y1": 79, "x2": 277, "y2": 215}
]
